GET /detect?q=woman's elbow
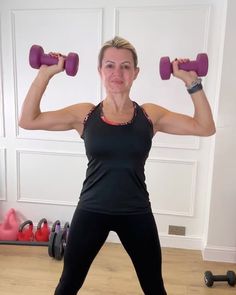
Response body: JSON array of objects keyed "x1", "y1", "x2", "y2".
[
  {"x1": 18, "y1": 118, "x2": 35, "y2": 130},
  {"x1": 201, "y1": 123, "x2": 216, "y2": 136}
]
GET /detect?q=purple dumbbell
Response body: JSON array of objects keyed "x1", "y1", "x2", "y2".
[
  {"x1": 29, "y1": 45, "x2": 79, "y2": 76},
  {"x1": 159, "y1": 53, "x2": 208, "y2": 80}
]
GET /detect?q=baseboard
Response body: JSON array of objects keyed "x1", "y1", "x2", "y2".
[
  {"x1": 202, "y1": 245, "x2": 236, "y2": 263},
  {"x1": 107, "y1": 232, "x2": 236, "y2": 264},
  {"x1": 106, "y1": 231, "x2": 202, "y2": 250},
  {"x1": 160, "y1": 233, "x2": 202, "y2": 250},
  {"x1": 106, "y1": 231, "x2": 121, "y2": 243}
]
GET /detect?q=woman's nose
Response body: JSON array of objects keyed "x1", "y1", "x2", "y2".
[{"x1": 113, "y1": 66, "x2": 122, "y2": 76}]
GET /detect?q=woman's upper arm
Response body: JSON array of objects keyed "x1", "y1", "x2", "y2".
[
  {"x1": 142, "y1": 103, "x2": 197, "y2": 136},
  {"x1": 19, "y1": 103, "x2": 95, "y2": 132}
]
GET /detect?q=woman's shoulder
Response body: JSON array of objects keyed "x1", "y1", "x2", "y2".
[
  {"x1": 75, "y1": 102, "x2": 96, "y2": 111},
  {"x1": 141, "y1": 102, "x2": 168, "y2": 114},
  {"x1": 140, "y1": 102, "x2": 169, "y2": 131},
  {"x1": 141, "y1": 102, "x2": 162, "y2": 116},
  {"x1": 69, "y1": 102, "x2": 97, "y2": 116}
]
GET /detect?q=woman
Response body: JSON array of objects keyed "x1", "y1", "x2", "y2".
[{"x1": 19, "y1": 36, "x2": 215, "y2": 295}]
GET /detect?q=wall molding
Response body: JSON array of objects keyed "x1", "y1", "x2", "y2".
[
  {"x1": 16, "y1": 149, "x2": 87, "y2": 206},
  {"x1": 11, "y1": 7, "x2": 103, "y2": 141},
  {"x1": 107, "y1": 231, "x2": 202, "y2": 250},
  {"x1": 114, "y1": 3, "x2": 211, "y2": 151},
  {"x1": 147, "y1": 157, "x2": 198, "y2": 217},
  {"x1": 152, "y1": 135, "x2": 200, "y2": 150},
  {"x1": 0, "y1": 148, "x2": 7, "y2": 201},
  {"x1": 0, "y1": 17, "x2": 5, "y2": 138},
  {"x1": 115, "y1": 3, "x2": 211, "y2": 34},
  {"x1": 160, "y1": 233, "x2": 202, "y2": 250},
  {"x1": 202, "y1": 245, "x2": 236, "y2": 264}
]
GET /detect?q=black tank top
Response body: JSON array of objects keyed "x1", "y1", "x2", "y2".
[{"x1": 78, "y1": 101, "x2": 153, "y2": 214}]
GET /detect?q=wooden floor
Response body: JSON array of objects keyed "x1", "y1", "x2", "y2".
[{"x1": 0, "y1": 243, "x2": 235, "y2": 295}]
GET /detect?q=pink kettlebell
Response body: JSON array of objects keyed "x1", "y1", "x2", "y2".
[{"x1": 0, "y1": 208, "x2": 19, "y2": 241}]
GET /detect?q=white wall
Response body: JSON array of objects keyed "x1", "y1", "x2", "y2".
[
  {"x1": 0, "y1": 0, "x2": 232, "y2": 261},
  {"x1": 202, "y1": 0, "x2": 236, "y2": 263}
]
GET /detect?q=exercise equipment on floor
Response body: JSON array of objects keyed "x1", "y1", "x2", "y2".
[
  {"x1": 159, "y1": 53, "x2": 208, "y2": 80},
  {"x1": 204, "y1": 270, "x2": 236, "y2": 287},
  {"x1": 0, "y1": 212, "x2": 70, "y2": 259},
  {"x1": 48, "y1": 220, "x2": 61, "y2": 258},
  {"x1": 29, "y1": 44, "x2": 79, "y2": 76},
  {"x1": 35, "y1": 218, "x2": 50, "y2": 242},
  {"x1": 0, "y1": 208, "x2": 19, "y2": 241},
  {"x1": 48, "y1": 221, "x2": 70, "y2": 260},
  {"x1": 17, "y1": 218, "x2": 50, "y2": 243},
  {"x1": 17, "y1": 220, "x2": 34, "y2": 241}
]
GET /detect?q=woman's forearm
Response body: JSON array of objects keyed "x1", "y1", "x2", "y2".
[
  {"x1": 172, "y1": 59, "x2": 216, "y2": 136},
  {"x1": 190, "y1": 89, "x2": 216, "y2": 135}
]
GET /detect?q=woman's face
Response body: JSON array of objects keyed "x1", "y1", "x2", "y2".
[{"x1": 98, "y1": 47, "x2": 139, "y2": 95}]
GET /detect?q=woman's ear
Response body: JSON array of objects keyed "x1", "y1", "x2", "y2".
[
  {"x1": 98, "y1": 67, "x2": 101, "y2": 76},
  {"x1": 134, "y1": 67, "x2": 140, "y2": 80}
]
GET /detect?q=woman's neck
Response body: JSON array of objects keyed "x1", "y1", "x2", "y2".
[{"x1": 103, "y1": 94, "x2": 133, "y2": 113}]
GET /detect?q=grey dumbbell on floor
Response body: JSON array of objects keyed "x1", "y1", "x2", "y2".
[{"x1": 204, "y1": 270, "x2": 236, "y2": 287}]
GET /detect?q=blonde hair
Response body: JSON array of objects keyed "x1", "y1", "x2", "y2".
[{"x1": 98, "y1": 36, "x2": 138, "y2": 68}]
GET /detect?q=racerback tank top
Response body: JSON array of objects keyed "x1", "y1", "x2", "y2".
[{"x1": 78, "y1": 101, "x2": 153, "y2": 214}]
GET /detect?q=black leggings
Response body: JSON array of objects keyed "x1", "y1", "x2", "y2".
[{"x1": 54, "y1": 207, "x2": 167, "y2": 295}]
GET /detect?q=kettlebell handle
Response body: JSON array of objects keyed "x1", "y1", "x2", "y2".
[
  {"x1": 37, "y1": 218, "x2": 48, "y2": 229},
  {"x1": 18, "y1": 220, "x2": 33, "y2": 232},
  {"x1": 51, "y1": 220, "x2": 61, "y2": 232}
]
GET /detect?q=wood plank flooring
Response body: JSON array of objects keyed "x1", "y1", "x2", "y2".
[{"x1": 0, "y1": 243, "x2": 235, "y2": 294}]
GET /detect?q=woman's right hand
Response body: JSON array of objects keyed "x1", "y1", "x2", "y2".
[{"x1": 37, "y1": 54, "x2": 65, "y2": 80}]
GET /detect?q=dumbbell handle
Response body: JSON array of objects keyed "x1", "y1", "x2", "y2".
[
  {"x1": 175, "y1": 60, "x2": 198, "y2": 72},
  {"x1": 212, "y1": 275, "x2": 228, "y2": 281},
  {"x1": 40, "y1": 54, "x2": 63, "y2": 67}
]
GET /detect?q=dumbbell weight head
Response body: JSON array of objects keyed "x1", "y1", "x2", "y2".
[
  {"x1": 204, "y1": 271, "x2": 214, "y2": 287},
  {"x1": 196, "y1": 53, "x2": 208, "y2": 77},
  {"x1": 227, "y1": 271, "x2": 236, "y2": 287},
  {"x1": 54, "y1": 222, "x2": 70, "y2": 260},
  {"x1": 65, "y1": 53, "x2": 79, "y2": 76},
  {"x1": 159, "y1": 56, "x2": 172, "y2": 80},
  {"x1": 48, "y1": 220, "x2": 61, "y2": 258},
  {"x1": 29, "y1": 45, "x2": 44, "y2": 69},
  {"x1": 29, "y1": 45, "x2": 79, "y2": 76},
  {"x1": 159, "y1": 53, "x2": 208, "y2": 80}
]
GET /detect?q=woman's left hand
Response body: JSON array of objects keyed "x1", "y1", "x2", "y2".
[{"x1": 172, "y1": 58, "x2": 198, "y2": 87}]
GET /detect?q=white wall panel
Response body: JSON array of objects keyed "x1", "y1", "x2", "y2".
[
  {"x1": 0, "y1": 148, "x2": 7, "y2": 200},
  {"x1": 115, "y1": 5, "x2": 210, "y2": 149},
  {"x1": 146, "y1": 158, "x2": 197, "y2": 216},
  {"x1": 153, "y1": 132, "x2": 200, "y2": 150},
  {"x1": 0, "y1": 0, "x2": 228, "y2": 251},
  {"x1": 0, "y1": 18, "x2": 4, "y2": 138},
  {"x1": 16, "y1": 150, "x2": 88, "y2": 205},
  {"x1": 12, "y1": 8, "x2": 103, "y2": 141}
]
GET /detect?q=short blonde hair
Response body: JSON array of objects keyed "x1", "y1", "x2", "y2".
[{"x1": 98, "y1": 36, "x2": 138, "y2": 68}]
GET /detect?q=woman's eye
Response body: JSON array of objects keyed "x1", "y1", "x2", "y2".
[
  {"x1": 105, "y1": 64, "x2": 114, "y2": 69},
  {"x1": 122, "y1": 64, "x2": 130, "y2": 70}
]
